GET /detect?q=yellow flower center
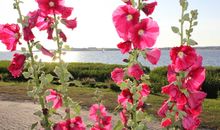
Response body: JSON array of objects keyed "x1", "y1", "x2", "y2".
[
  {"x1": 178, "y1": 51, "x2": 184, "y2": 58},
  {"x1": 14, "y1": 33, "x2": 19, "y2": 39},
  {"x1": 138, "y1": 29, "x2": 144, "y2": 36},
  {"x1": 49, "y1": 1, "x2": 55, "y2": 7},
  {"x1": 127, "y1": 14, "x2": 133, "y2": 21},
  {"x1": 70, "y1": 123, "x2": 74, "y2": 128}
]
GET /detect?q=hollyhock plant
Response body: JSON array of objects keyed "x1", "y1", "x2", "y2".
[
  {"x1": 112, "y1": 0, "x2": 160, "y2": 129},
  {"x1": 129, "y1": 18, "x2": 159, "y2": 50},
  {"x1": 170, "y1": 45, "x2": 197, "y2": 71},
  {"x1": 35, "y1": 0, "x2": 73, "y2": 18},
  {"x1": 142, "y1": 1, "x2": 158, "y2": 16},
  {"x1": 8, "y1": 53, "x2": 26, "y2": 78},
  {"x1": 158, "y1": 0, "x2": 206, "y2": 129},
  {"x1": 146, "y1": 48, "x2": 161, "y2": 65},
  {"x1": 127, "y1": 63, "x2": 144, "y2": 80},
  {"x1": 118, "y1": 89, "x2": 133, "y2": 108},
  {"x1": 113, "y1": 5, "x2": 140, "y2": 41},
  {"x1": 54, "y1": 116, "x2": 86, "y2": 130},
  {"x1": 89, "y1": 104, "x2": 112, "y2": 130},
  {"x1": 61, "y1": 18, "x2": 77, "y2": 30},
  {"x1": 111, "y1": 68, "x2": 125, "y2": 84},
  {"x1": 89, "y1": 104, "x2": 107, "y2": 121},
  {"x1": 0, "y1": 23, "x2": 21, "y2": 51},
  {"x1": 117, "y1": 41, "x2": 132, "y2": 54},
  {"x1": 46, "y1": 89, "x2": 63, "y2": 109}
]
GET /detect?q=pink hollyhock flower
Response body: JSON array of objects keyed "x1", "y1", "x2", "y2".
[
  {"x1": 27, "y1": 10, "x2": 41, "y2": 28},
  {"x1": 112, "y1": 5, "x2": 140, "y2": 41},
  {"x1": 146, "y1": 48, "x2": 161, "y2": 65},
  {"x1": 128, "y1": 64, "x2": 144, "y2": 80},
  {"x1": 59, "y1": 31, "x2": 67, "y2": 42},
  {"x1": 170, "y1": 45, "x2": 197, "y2": 71},
  {"x1": 47, "y1": 27, "x2": 54, "y2": 39},
  {"x1": 188, "y1": 55, "x2": 203, "y2": 71},
  {"x1": 142, "y1": 1, "x2": 157, "y2": 16},
  {"x1": 182, "y1": 115, "x2": 200, "y2": 130},
  {"x1": 36, "y1": 15, "x2": 54, "y2": 31},
  {"x1": 117, "y1": 41, "x2": 132, "y2": 54},
  {"x1": 176, "y1": 93, "x2": 187, "y2": 110},
  {"x1": 183, "y1": 67, "x2": 206, "y2": 91},
  {"x1": 120, "y1": 109, "x2": 128, "y2": 125},
  {"x1": 140, "y1": 83, "x2": 150, "y2": 97},
  {"x1": 0, "y1": 24, "x2": 21, "y2": 51},
  {"x1": 23, "y1": 27, "x2": 35, "y2": 41},
  {"x1": 8, "y1": 53, "x2": 26, "y2": 78},
  {"x1": 157, "y1": 100, "x2": 169, "y2": 118},
  {"x1": 187, "y1": 90, "x2": 206, "y2": 110},
  {"x1": 161, "y1": 118, "x2": 172, "y2": 127},
  {"x1": 129, "y1": 18, "x2": 159, "y2": 50},
  {"x1": 35, "y1": 15, "x2": 55, "y2": 40},
  {"x1": 61, "y1": 18, "x2": 77, "y2": 30},
  {"x1": 54, "y1": 116, "x2": 86, "y2": 130},
  {"x1": 39, "y1": 45, "x2": 54, "y2": 57},
  {"x1": 89, "y1": 104, "x2": 107, "y2": 121},
  {"x1": 35, "y1": 0, "x2": 73, "y2": 18},
  {"x1": 118, "y1": 89, "x2": 133, "y2": 108},
  {"x1": 91, "y1": 116, "x2": 112, "y2": 130},
  {"x1": 111, "y1": 68, "x2": 125, "y2": 84},
  {"x1": 46, "y1": 89, "x2": 62, "y2": 109},
  {"x1": 162, "y1": 83, "x2": 180, "y2": 100},
  {"x1": 167, "y1": 64, "x2": 177, "y2": 83}
]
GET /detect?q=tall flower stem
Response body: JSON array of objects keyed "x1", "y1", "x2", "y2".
[
  {"x1": 14, "y1": 0, "x2": 50, "y2": 129},
  {"x1": 53, "y1": 14, "x2": 71, "y2": 120},
  {"x1": 180, "y1": 3, "x2": 184, "y2": 45}
]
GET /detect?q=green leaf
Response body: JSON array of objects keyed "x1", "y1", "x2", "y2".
[
  {"x1": 118, "y1": 81, "x2": 128, "y2": 90},
  {"x1": 188, "y1": 39, "x2": 198, "y2": 46},
  {"x1": 33, "y1": 110, "x2": 42, "y2": 117},
  {"x1": 31, "y1": 122, "x2": 38, "y2": 130},
  {"x1": 171, "y1": 26, "x2": 180, "y2": 34},
  {"x1": 23, "y1": 72, "x2": 30, "y2": 79},
  {"x1": 113, "y1": 121, "x2": 124, "y2": 130},
  {"x1": 183, "y1": 13, "x2": 190, "y2": 21},
  {"x1": 193, "y1": 21, "x2": 198, "y2": 26},
  {"x1": 45, "y1": 74, "x2": 53, "y2": 83},
  {"x1": 136, "y1": 110, "x2": 145, "y2": 121}
]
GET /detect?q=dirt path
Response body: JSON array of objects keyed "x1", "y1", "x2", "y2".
[{"x1": 0, "y1": 100, "x2": 161, "y2": 130}]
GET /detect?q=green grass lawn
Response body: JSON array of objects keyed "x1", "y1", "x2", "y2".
[{"x1": 0, "y1": 81, "x2": 219, "y2": 129}]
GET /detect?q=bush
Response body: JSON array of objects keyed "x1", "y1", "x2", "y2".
[
  {"x1": 149, "y1": 66, "x2": 168, "y2": 93},
  {"x1": 202, "y1": 66, "x2": 220, "y2": 99}
]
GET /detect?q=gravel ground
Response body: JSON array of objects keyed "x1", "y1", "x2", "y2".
[{"x1": 0, "y1": 100, "x2": 161, "y2": 130}]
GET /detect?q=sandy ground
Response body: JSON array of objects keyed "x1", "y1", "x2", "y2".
[{"x1": 0, "y1": 100, "x2": 162, "y2": 130}]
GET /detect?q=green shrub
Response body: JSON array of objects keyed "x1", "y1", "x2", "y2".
[
  {"x1": 149, "y1": 66, "x2": 168, "y2": 93},
  {"x1": 202, "y1": 66, "x2": 220, "y2": 99}
]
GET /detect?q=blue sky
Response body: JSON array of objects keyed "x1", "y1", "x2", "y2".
[{"x1": 0, "y1": 0, "x2": 219, "y2": 51}]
